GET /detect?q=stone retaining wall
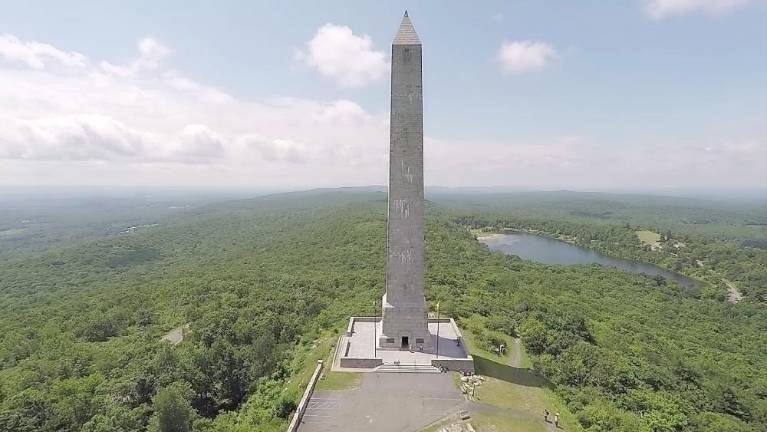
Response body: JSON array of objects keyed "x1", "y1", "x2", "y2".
[
  {"x1": 345, "y1": 317, "x2": 355, "y2": 336},
  {"x1": 346, "y1": 316, "x2": 378, "y2": 336},
  {"x1": 339, "y1": 357, "x2": 383, "y2": 368},
  {"x1": 431, "y1": 358, "x2": 475, "y2": 373},
  {"x1": 286, "y1": 360, "x2": 324, "y2": 432}
]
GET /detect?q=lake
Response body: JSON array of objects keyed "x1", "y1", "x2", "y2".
[{"x1": 479, "y1": 232, "x2": 696, "y2": 288}]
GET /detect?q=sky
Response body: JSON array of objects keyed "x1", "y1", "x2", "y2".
[{"x1": 0, "y1": 0, "x2": 765, "y2": 192}]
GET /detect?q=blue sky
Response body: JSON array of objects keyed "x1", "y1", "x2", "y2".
[{"x1": 0, "y1": 0, "x2": 765, "y2": 191}]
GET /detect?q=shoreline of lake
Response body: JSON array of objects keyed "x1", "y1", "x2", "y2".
[
  {"x1": 475, "y1": 228, "x2": 578, "y2": 245},
  {"x1": 475, "y1": 233, "x2": 506, "y2": 241},
  {"x1": 478, "y1": 231, "x2": 698, "y2": 288}
]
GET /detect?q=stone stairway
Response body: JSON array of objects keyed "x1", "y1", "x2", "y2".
[{"x1": 375, "y1": 364, "x2": 441, "y2": 374}]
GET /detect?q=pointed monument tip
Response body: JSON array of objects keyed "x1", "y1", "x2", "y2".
[{"x1": 394, "y1": 11, "x2": 421, "y2": 45}]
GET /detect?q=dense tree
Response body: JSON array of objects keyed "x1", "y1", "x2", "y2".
[
  {"x1": 148, "y1": 382, "x2": 194, "y2": 432},
  {"x1": 0, "y1": 190, "x2": 764, "y2": 431}
]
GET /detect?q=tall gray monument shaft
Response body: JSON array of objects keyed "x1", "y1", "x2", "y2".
[{"x1": 380, "y1": 12, "x2": 431, "y2": 350}]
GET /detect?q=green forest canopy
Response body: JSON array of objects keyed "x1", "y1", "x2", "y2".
[{"x1": 0, "y1": 189, "x2": 765, "y2": 431}]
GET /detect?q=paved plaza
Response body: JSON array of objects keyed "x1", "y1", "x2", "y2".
[
  {"x1": 343, "y1": 320, "x2": 468, "y2": 366},
  {"x1": 298, "y1": 372, "x2": 466, "y2": 432}
]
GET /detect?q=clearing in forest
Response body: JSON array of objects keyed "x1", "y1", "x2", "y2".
[
  {"x1": 160, "y1": 323, "x2": 189, "y2": 346},
  {"x1": 636, "y1": 230, "x2": 661, "y2": 247}
]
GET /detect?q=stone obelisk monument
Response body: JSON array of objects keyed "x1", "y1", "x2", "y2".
[{"x1": 379, "y1": 12, "x2": 431, "y2": 350}]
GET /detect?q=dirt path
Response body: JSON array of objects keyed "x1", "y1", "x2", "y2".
[
  {"x1": 723, "y1": 279, "x2": 743, "y2": 304},
  {"x1": 510, "y1": 338, "x2": 522, "y2": 368}
]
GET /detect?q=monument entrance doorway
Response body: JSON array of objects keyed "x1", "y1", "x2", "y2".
[{"x1": 401, "y1": 336, "x2": 409, "y2": 349}]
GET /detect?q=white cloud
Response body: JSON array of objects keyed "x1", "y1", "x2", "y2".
[
  {"x1": 0, "y1": 114, "x2": 152, "y2": 161},
  {"x1": 136, "y1": 37, "x2": 170, "y2": 70},
  {"x1": 238, "y1": 135, "x2": 309, "y2": 163},
  {"x1": 0, "y1": 33, "x2": 391, "y2": 187},
  {"x1": 0, "y1": 115, "x2": 230, "y2": 162},
  {"x1": 296, "y1": 24, "x2": 388, "y2": 88},
  {"x1": 99, "y1": 37, "x2": 173, "y2": 77},
  {"x1": 0, "y1": 32, "x2": 763, "y2": 190},
  {"x1": 0, "y1": 34, "x2": 87, "y2": 69},
  {"x1": 497, "y1": 41, "x2": 556, "y2": 75},
  {"x1": 162, "y1": 70, "x2": 233, "y2": 104},
  {"x1": 174, "y1": 125, "x2": 225, "y2": 159},
  {"x1": 310, "y1": 99, "x2": 369, "y2": 125},
  {"x1": 643, "y1": 0, "x2": 750, "y2": 18},
  {"x1": 424, "y1": 134, "x2": 767, "y2": 189}
]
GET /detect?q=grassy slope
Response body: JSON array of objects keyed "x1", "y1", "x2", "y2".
[
  {"x1": 464, "y1": 318, "x2": 578, "y2": 432},
  {"x1": 315, "y1": 371, "x2": 362, "y2": 391},
  {"x1": 423, "y1": 326, "x2": 577, "y2": 432}
]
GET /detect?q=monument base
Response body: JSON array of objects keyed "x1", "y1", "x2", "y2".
[
  {"x1": 333, "y1": 317, "x2": 474, "y2": 374},
  {"x1": 378, "y1": 293, "x2": 432, "y2": 350}
]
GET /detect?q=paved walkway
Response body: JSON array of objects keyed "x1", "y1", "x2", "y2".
[{"x1": 298, "y1": 372, "x2": 466, "y2": 432}]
